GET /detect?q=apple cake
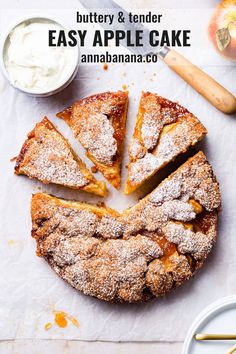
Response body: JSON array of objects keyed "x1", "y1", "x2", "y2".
[
  {"x1": 57, "y1": 91, "x2": 128, "y2": 189},
  {"x1": 31, "y1": 151, "x2": 221, "y2": 303},
  {"x1": 124, "y1": 92, "x2": 207, "y2": 194},
  {"x1": 15, "y1": 117, "x2": 106, "y2": 196}
]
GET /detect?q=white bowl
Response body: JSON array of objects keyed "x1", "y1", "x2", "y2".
[
  {"x1": 0, "y1": 16, "x2": 79, "y2": 97},
  {"x1": 182, "y1": 295, "x2": 236, "y2": 354}
]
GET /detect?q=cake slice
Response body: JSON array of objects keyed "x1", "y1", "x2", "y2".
[
  {"x1": 15, "y1": 117, "x2": 106, "y2": 196},
  {"x1": 124, "y1": 92, "x2": 207, "y2": 194},
  {"x1": 31, "y1": 152, "x2": 221, "y2": 303},
  {"x1": 57, "y1": 91, "x2": 128, "y2": 189}
]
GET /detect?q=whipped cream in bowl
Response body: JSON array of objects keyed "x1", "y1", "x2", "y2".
[{"x1": 1, "y1": 17, "x2": 79, "y2": 96}]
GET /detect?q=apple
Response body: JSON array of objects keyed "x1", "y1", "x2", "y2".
[{"x1": 208, "y1": 0, "x2": 236, "y2": 61}]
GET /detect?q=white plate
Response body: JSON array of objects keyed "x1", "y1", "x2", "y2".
[{"x1": 182, "y1": 296, "x2": 236, "y2": 354}]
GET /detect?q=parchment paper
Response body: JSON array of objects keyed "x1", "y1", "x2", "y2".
[{"x1": 0, "y1": 1, "x2": 236, "y2": 341}]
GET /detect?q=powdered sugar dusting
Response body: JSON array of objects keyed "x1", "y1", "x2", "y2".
[
  {"x1": 164, "y1": 222, "x2": 214, "y2": 260},
  {"x1": 149, "y1": 177, "x2": 182, "y2": 205},
  {"x1": 78, "y1": 112, "x2": 117, "y2": 166},
  {"x1": 129, "y1": 120, "x2": 196, "y2": 185},
  {"x1": 96, "y1": 216, "x2": 125, "y2": 239},
  {"x1": 162, "y1": 200, "x2": 196, "y2": 221},
  {"x1": 63, "y1": 235, "x2": 162, "y2": 302},
  {"x1": 141, "y1": 112, "x2": 163, "y2": 150},
  {"x1": 53, "y1": 236, "x2": 101, "y2": 267},
  {"x1": 129, "y1": 138, "x2": 146, "y2": 161},
  {"x1": 68, "y1": 92, "x2": 128, "y2": 168},
  {"x1": 19, "y1": 122, "x2": 89, "y2": 188},
  {"x1": 139, "y1": 95, "x2": 178, "y2": 151},
  {"x1": 146, "y1": 259, "x2": 174, "y2": 296},
  {"x1": 129, "y1": 153, "x2": 159, "y2": 185},
  {"x1": 146, "y1": 252, "x2": 192, "y2": 296},
  {"x1": 125, "y1": 199, "x2": 196, "y2": 234},
  {"x1": 149, "y1": 152, "x2": 221, "y2": 211},
  {"x1": 57, "y1": 209, "x2": 99, "y2": 238}
]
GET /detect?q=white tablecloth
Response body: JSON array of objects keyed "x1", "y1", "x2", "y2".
[{"x1": 0, "y1": 0, "x2": 236, "y2": 343}]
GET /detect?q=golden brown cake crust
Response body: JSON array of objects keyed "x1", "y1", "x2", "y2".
[
  {"x1": 15, "y1": 117, "x2": 106, "y2": 197},
  {"x1": 57, "y1": 91, "x2": 128, "y2": 189},
  {"x1": 124, "y1": 92, "x2": 207, "y2": 194},
  {"x1": 31, "y1": 151, "x2": 221, "y2": 303}
]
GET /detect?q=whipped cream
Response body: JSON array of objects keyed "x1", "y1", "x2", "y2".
[{"x1": 4, "y1": 20, "x2": 77, "y2": 93}]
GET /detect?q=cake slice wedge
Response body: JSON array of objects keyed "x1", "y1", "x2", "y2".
[
  {"x1": 14, "y1": 117, "x2": 106, "y2": 196},
  {"x1": 57, "y1": 91, "x2": 128, "y2": 189},
  {"x1": 124, "y1": 92, "x2": 207, "y2": 194}
]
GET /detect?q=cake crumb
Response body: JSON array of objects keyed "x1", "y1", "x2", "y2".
[
  {"x1": 91, "y1": 166, "x2": 98, "y2": 173},
  {"x1": 45, "y1": 311, "x2": 80, "y2": 330},
  {"x1": 44, "y1": 322, "x2": 52, "y2": 331}
]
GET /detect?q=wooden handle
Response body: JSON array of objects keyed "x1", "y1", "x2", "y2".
[{"x1": 163, "y1": 49, "x2": 236, "y2": 115}]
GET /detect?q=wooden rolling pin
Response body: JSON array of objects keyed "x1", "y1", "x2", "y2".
[{"x1": 160, "y1": 48, "x2": 236, "y2": 114}]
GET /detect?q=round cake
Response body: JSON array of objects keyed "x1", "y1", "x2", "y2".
[{"x1": 31, "y1": 151, "x2": 221, "y2": 303}]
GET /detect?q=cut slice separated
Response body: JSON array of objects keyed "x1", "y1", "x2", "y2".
[
  {"x1": 14, "y1": 117, "x2": 106, "y2": 196},
  {"x1": 124, "y1": 92, "x2": 207, "y2": 194},
  {"x1": 57, "y1": 91, "x2": 128, "y2": 189}
]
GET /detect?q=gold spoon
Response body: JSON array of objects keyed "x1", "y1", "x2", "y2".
[
  {"x1": 227, "y1": 344, "x2": 236, "y2": 354},
  {"x1": 195, "y1": 334, "x2": 236, "y2": 353},
  {"x1": 195, "y1": 334, "x2": 236, "y2": 341}
]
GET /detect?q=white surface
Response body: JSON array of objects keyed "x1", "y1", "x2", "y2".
[
  {"x1": 183, "y1": 296, "x2": 236, "y2": 354},
  {"x1": 0, "y1": 340, "x2": 183, "y2": 354},
  {"x1": 0, "y1": 0, "x2": 236, "y2": 346}
]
